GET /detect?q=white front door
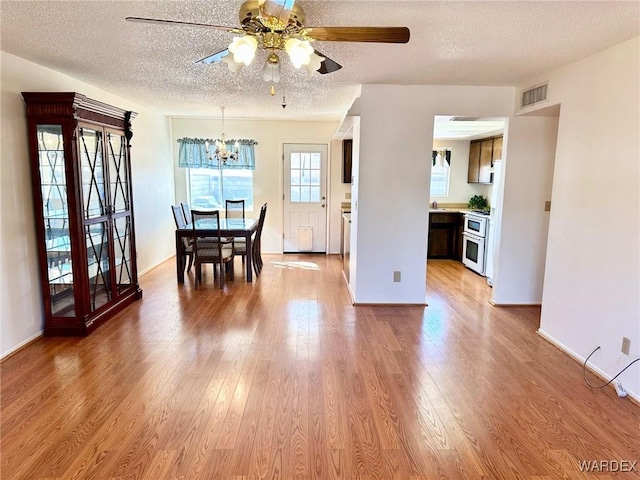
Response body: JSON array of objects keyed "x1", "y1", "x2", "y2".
[{"x1": 283, "y1": 144, "x2": 327, "y2": 253}]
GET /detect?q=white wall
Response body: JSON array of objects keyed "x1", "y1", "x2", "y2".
[
  {"x1": 1, "y1": 52, "x2": 175, "y2": 358},
  {"x1": 532, "y1": 37, "x2": 640, "y2": 398},
  {"x1": 354, "y1": 85, "x2": 515, "y2": 304},
  {"x1": 171, "y1": 118, "x2": 339, "y2": 254},
  {"x1": 491, "y1": 116, "x2": 558, "y2": 305},
  {"x1": 431, "y1": 139, "x2": 491, "y2": 204}
]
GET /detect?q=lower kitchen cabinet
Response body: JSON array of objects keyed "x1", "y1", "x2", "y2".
[
  {"x1": 428, "y1": 212, "x2": 463, "y2": 260},
  {"x1": 343, "y1": 214, "x2": 351, "y2": 282}
]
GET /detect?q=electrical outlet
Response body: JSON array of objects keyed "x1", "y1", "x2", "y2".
[
  {"x1": 393, "y1": 271, "x2": 401, "y2": 282},
  {"x1": 621, "y1": 337, "x2": 631, "y2": 355}
]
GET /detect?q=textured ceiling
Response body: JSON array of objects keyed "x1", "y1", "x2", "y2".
[{"x1": 1, "y1": 1, "x2": 638, "y2": 121}]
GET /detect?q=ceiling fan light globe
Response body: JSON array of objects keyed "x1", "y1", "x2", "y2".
[
  {"x1": 304, "y1": 52, "x2": 325, "y2": 75},
  {"x1": 285, "y1": 38, "x2": 313, "y2": 68},
  {"x1": 229, "y1": 35, "x2": 258, "y2": 66},
  {"x1": 262, "y1": 61, "x2": 281, "y2": 82},
  {"x1": 222, "y1": 54, "x2": 244, "y2": 72}
]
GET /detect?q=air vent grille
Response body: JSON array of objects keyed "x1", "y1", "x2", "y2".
[
  {"x1": 450, "y1": 116, "x2": 480, "y2": 122},
  {"x1": 522, "y1": 84, "x2": 548, "y2": 107}
]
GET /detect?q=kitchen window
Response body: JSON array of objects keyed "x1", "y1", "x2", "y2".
[{"x1": 430, "y1": 149, "x2": 451, "y2": 196}]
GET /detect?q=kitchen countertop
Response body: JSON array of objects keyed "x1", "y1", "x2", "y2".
[{"x1": 429, "y1": 208, "x2": 489, "y2": 216}]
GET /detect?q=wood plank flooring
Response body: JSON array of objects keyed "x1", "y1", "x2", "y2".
[{"x1": 2, "y1": 256, "x2": 639, "y2": 479}]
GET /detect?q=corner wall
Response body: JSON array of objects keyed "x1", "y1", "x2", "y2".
[
  {"x1": 491, "y1": 115, "x2": 558, "y2": 305},
  {"x1": 532, "y1": 37, "x2": 640, "y2": 398},
  {"x1": 355, "y1": 85, "x2": 515, "y2": 304},
  {"x1": 1, "y1": 52, "x2": 175, "y2": 358}
]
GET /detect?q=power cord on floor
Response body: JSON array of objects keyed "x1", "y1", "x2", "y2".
[{"x1": 583, "y1": 346, "x2": 640, "y2": 389}]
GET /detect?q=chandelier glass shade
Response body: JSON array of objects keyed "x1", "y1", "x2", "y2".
[{"x1": 205, "y1": 107, "x2": 238, "y2": 164}]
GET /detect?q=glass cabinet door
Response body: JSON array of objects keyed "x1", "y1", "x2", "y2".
[
  {"x1": 37, "y1": 125, "x2": 75, "y2": 316},
  {"x1": 106, "y1": 131, "x2": 134, "y2": 295},
  {"x1": 79, "y1": 126, "x2": 112, "y2": 311}
]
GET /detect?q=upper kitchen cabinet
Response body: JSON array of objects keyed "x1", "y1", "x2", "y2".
[
  {"x1": 342, "y1": 139, "x2": 353, "y2": 184},
  {"x1": 468, "y1": 135, "x2": 503, "y2": 184}
]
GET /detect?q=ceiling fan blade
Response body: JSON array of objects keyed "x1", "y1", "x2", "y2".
[
  {"x1": 126, "y1": 16, "x2": 238, "y2": 33},
  {"x1": 259, "y1": 0, "x2": 296, "y2": 28},
  {"x1": 196, "y1": 49, "x2": 230, "y2": 64},
  {"x1": 302, "y1": 26, "x2": 410, "y2": 43},
  {"x1": 313, "y1": 49, "x2": 342, "y2": 75}
]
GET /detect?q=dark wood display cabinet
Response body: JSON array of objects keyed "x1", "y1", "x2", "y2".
[{"x1": 22, "y1": 92, "x2": 142, "y2": 336}]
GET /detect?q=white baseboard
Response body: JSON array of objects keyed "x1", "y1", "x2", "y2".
[
  {"x1": 1, "y1": 330, "x2": 43, "y2": 361},
  {"x1": 138, "y1": 254, "x2": 175, "y2": 277},
  {"x1": 537, "y1": 329, "x2": 639, "y2": 404}
]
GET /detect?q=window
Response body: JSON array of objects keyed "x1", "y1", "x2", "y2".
[
  {"x1": 430, "y1": 149, "x2": 451, "y2": 197},
  {"x1": 289, "y1": 152, "x2": 321, "y2": 203},
  {"x1": 188, "y1": 168, "x2": 253, "y2": 210}
]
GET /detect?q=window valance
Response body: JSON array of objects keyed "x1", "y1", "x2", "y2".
[
  {"x1": 432, "y1": 149, "x2": 451, "y2": 166},
  {"x1": 178, "y1": 137, "x2": 258, "y2": 170}
]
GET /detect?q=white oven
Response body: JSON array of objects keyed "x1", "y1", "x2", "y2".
[
  {"x1": 462, "y1": 232, "x2": 487, "y2": 275},
  {"x1": 462, "y1": 212, "x2": 490, "y2": 275}
]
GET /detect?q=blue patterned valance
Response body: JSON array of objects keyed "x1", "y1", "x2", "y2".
[{"x1": 178, "y1": 137, "x2": 257, "y2": 170}]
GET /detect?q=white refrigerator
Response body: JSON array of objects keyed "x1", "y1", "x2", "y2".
[{"x1": 485, "y1": 160, "x2": 502, "y2": 286}]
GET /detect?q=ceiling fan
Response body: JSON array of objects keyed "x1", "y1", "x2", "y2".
[{"x1": 126, "y1": 0, "x2": 410, "y2": 84}]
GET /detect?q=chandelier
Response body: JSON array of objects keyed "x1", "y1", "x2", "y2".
[{"x1": 205, "y1": 106, "x2": 238, "y2": 164}]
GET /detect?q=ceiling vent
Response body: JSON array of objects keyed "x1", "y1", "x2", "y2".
[
  {"x1": 521, "y1": 83, "x2": 548, "y2": 107},
  {"x1": 450, "y1": 116, "x2": 480, "y2": 121}
]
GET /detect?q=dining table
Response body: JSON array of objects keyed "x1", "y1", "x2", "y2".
[{"x1": 175, "y1": 217, "x2": 259, "y2": 284}]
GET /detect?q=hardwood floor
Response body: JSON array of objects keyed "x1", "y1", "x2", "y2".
[{"x1": 2, "y1": 256, "x2": 638, "y2": 479}]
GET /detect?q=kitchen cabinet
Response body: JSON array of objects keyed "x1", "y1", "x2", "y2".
[
  {"x1": 428, "y1": 212, "x2": 462, "y2": 259},
  {"x1": 492, "y1": 136, "x2": 503, "y2": 162},
  {"x1": 22, "y1": 92, "x2": 142, "y2": 336},
  {"x1": 342, "y1": 213, "x2": 351, "y2": 282},
  {"x1": 342, "y1": 139, "x2": 352, "y2": 184},
  {"x1": 468, "y1": 135, "x2": 502, "y2": 184}
]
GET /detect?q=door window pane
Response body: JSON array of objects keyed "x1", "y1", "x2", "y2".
[{"x1": 289, "y1": 150, "x2": 321, "y2": 203}]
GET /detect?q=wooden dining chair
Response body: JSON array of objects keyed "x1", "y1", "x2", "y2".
[
  {"x1": 225, "y1": 199, "x2": 247, "y2": 263},
  {"x1": 191, "y1": 209, "x2": 234, "y2": 289},
  {"x1": 171, "y1": 205, "x2": 193, "y2": 273},
  {"x1": 252, "y1": 202, "x2": 267, "y2": 276},
  {"x1": 180, "y1": 202, "x2": 192, "y2": 224}
]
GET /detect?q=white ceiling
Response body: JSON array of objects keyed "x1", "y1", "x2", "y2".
[{"x1": 1, "y1": 1, "x2": 638, "y2": 121}]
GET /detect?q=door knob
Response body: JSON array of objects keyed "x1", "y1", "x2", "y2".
[{"x1": 322, "y1": 204, "x2": 325, "y2": 208}]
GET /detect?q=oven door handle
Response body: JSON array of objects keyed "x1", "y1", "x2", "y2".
[{"x1": 463, "y1": 232, "x2": 483, "y2": 241}]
